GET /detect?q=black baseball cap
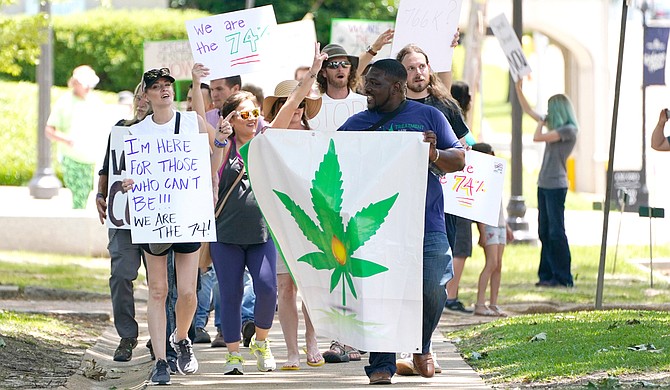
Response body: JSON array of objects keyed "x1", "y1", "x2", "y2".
[{"x1": 143, "y1": 68, "x2": 175, "y2": 89}]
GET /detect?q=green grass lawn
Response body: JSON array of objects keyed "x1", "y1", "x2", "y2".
[
  {"x1": 450, "y1": 310, "x2": 670, "y2": 386},
  {"x1": 0, "y1": 251, "x2": 126, "y2": 295}
]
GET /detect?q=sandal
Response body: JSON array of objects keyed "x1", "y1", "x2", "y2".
[
  {"x1": 489, "y1": 305, "x2": 508, "y2": 317},
  {"x1": 322, "y1": 341, "x2": 350, "y2": 363},
  {"x1": 303, "y1": 347, "x2": 325, "y2": 367},
  {"x1": 343, "y1": 344, "x2": 361, "y2": 361},
  {"x1": 281, "y1": 359, "x2": 300, "y2": 370},
  {"x1": 473, "y1": 304, "x2": 496, "y2": 317}
]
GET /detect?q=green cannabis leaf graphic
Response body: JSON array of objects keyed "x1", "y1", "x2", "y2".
[{"x1": 274, "y1": 139, "x2": 398, "y2": 306}]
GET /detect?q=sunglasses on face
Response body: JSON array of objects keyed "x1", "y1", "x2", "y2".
[
  {"x1": 237, "y1": 108, "x2": 261, "y2": 120},
  {"x1": 325, "y1": 61, "x2": 351, "y2": 69},
  {"x1": 277, "y1": 99, "x2": 306, "y2": 109}
]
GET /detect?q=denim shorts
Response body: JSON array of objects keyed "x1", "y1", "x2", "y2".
[{"x1": 483, "y1": 225, "x2": 506, "y2": 246}]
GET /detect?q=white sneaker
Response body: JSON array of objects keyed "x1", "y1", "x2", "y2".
[
  {"x1": 433, "y1": 351, "x2": 442, "y2": 374},
  {"x1": 249, "y1": 336, "x2": 276, "y2": 372},
  {"x1": 223, "y1": 352, "x2": 244, "y2": 375}
]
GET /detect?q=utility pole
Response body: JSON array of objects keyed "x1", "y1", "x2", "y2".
[
  {"x1": 506, "y1": 0, "x2": 534, "y2": 243},
  {"x1": 29, "y1": 0, "x2": 61, "y2": 199}
]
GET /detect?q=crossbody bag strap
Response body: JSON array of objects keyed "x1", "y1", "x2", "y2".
[
  {"x1": 173, "y1": 111, "x2": 181, "y2": 134},
  {"x1": 365, "y1": 100, "x2": 407, "y2": 131},
  {"x1": 213, "y1": 140, "x2": 240, "y2": 218}
]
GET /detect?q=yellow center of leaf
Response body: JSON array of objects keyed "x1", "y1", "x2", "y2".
[{"x1": 331, "y1": 236, "x2": 347, "y2": 265}]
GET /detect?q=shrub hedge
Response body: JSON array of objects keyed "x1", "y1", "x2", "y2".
[{"x1": 13, "y1": 8, "x2": 210, "y2": 92}]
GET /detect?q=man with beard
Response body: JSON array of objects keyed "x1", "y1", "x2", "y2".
[{"x1": 338, "y1": 58, "x2": 465, "y2": 385}]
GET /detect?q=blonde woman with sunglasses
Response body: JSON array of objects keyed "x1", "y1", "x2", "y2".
[{"x1": 191, "y1": 42, "x2": 327, "y2": 375}]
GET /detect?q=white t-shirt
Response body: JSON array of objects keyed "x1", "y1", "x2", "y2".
[{"x1": 129, "y1": 110, "x2": 198, "y2": 135}]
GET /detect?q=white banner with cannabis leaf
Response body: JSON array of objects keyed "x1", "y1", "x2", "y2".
[{"x1": 245, "y1": 129, "x2": 428, "y2": 353}]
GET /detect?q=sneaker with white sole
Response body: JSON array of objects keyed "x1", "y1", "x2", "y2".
[
  {"x1": 223, "y1": 352, "x2": 245, "y2": 375},
  {"x1": 149, "y1": 359, "x2": 171, "y2": 385},
  {"x1": 249, "y1": 336, "x2": 276, "y2": 372},
  {"x1": 169, "y1": 332, "x2": 198, "y2": 375}
]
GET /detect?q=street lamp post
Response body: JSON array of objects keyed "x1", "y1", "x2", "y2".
[
  {"x1": 28, "y1": 0, "x2": 61, "y2": 199},
  {"x1": 640, "y1": 1, "x2": 649, "y2": 209},
  {"x1": 506, "y1": 0, "x2": 535, "y2": 243}
]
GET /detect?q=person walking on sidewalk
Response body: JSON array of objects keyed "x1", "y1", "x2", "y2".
[
  {"x1": 471, "y1": 143, "x2": 514, "y2": 317},
  {"x1": 122, "y1": 68, "x2": 211, "y2": 385},
  {"x1": 515, "y1": 79, "x2": 578, "y2": 288},
  {"x1": 339, "y1": 58, "x2": 465, "y2": 385},
  {"x1": 96, "y1": 82, "x2": 152, "y2": 362},
  {"x1": 264, "y1": 78, "x2": 325, "y2": 370}
]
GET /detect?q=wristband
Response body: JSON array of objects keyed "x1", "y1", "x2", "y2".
[
  {"x1": 366, "y1": 45, "x2": 378, "y2": 56},
  {"x1": 431, "y1": 150, "x2": 440, "y2": 163},
  {"x1": 96, "y1": 192, "x2": 105, "y2": 199},
  {"x1": 214, "y1": 138, "x2": 228, "y2": 148}
]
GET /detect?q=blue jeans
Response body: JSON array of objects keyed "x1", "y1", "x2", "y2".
[
  {"x1": 194, "y1": 266, "x2": 220, "y2": 329},
  {"x1": 365, "y1": 231, "x2": 453, "y2": 377},
  {"x1": 537, "y1": 187, "x2": 573, "y2": 286},
  {"x1": 241, "y1": 269, "x2": 256, "y2": 323}
]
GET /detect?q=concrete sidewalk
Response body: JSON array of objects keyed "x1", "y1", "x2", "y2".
[{"x1": 60, "y1": 296, "x2": 492, "y2": 389}]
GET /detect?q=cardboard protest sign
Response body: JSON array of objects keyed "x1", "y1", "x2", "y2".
[
  {"x1": 489, "y1": 13, "x2": 531, "y2": 82},
  {"x1": 185, "y1": 5, "x2": 277, "y2": 80},
  {"x1": 391, "y1": 0, "x2": 464, "y2": 72},
  {"x1": 143, "y1": 40, "x2": 194, "y2": 81},
  {"x1": 123, "y1": 133, "x2": 215, "y2": 243},
  {"x1": 106, "y1": 126, "x2": 132, "y2": 229},
  {"x1": 246, "y1": 130, "x2": 425, "y2": 353},
  {"x1": 330, "y1": 19, "x2": 395, "y2": 59},
  {"x1": 442, "y1": 150, "x2": 506, "y2": 226},
  {"x1": 310, "y1": 94, "x2": 367, "y2": 132}
]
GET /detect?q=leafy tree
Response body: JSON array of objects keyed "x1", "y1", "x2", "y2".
[
  {"x1": 170, "y1": 0, "x2": 399, "y2": 44},
  {"x1": 0, "y1": 0, "x2": 47, "y2": 76}
]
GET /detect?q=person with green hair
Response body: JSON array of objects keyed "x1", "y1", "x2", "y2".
[{"x1": 515, "y1": 79, "x2": 578, "y2": 288}]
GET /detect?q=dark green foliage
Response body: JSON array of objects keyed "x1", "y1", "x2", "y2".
[{"x1": 8, "y1": 8, "x2": 210, "y2": 92}]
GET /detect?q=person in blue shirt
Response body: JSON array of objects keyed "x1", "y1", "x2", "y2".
[{"x1": 338, "y1": 58, "x2": 465, "y2": 385}]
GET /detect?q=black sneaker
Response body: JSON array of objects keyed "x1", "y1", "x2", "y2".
[
  {"x1": 166, "y1": 356, "x2": 178, "y2": 375},
  {"x1": 193, "y1": 327, "x2": 211, "y2": 344},
  {"x1": 445, "y1": 300, "x2": 473, "y2": 313},
  {"x1": 113, "y1": 337, "x2": 138, "y2": 362},
  {"x1": 241, "y1": 320, "x2": 255, "y2": 348},
  {"x1": 170, "y1": 332, "x2": 199, "y2": 375},
  {"x1": 149, "y1": 359, "x2": 171, "y2": 385}
]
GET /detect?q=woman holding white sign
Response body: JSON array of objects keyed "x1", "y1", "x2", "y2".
[
  {"x1": 122, "y1": 67, "x2": 211, "y2": 385},
  {"x1": 208, "y1": 43, "x2": 327, "y2": 375},
  {"x1": 515, "y1": 79, "x2": 578, "y2": 288}
]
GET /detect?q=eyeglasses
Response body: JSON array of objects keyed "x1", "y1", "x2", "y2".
[
  {"x1": 237, "y1": 108, "x2": 261, "y2": 120},
  {"x1": 325, "y1": 61, "x2": 352, "y2": 69}
]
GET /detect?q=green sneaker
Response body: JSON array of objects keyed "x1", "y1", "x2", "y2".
[
  {"x1": 223, "y1": 352, "x2": 244, "y2": 375},
  {"x1": 249, "y1": 336, "x2": 276, "y2": 372}
]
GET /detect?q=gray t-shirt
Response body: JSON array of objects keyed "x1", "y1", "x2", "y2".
[{"x1": 537, "y1": 124, "x2": 578, "y2": 189}]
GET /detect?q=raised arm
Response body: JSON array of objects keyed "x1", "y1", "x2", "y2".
[
  {"x1": 192, "y1": 64, "x2": 216, "y2": 146},
  {"x1": 357, "y1": 29, "x2": 394, "y2": 78},
  {"x1": 651, "y1": 108, "x2": 670, "y2": 151},
  {"x1": 436, "y1": 29, "x2": 460, "y2": 90},
  {"x1": 514, "y1": 79, "x2": 544, "y2": 122},
  {"x1": 270, "y1": 42, "x2": 328, "y2": 128}
]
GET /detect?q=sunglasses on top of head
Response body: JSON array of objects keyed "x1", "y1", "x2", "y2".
[
  {"x1": 237, "y1": 108, "x2": 261, "y2": 120},
  {"x1": 325, "y1": 61, "x2": 352, "y2": 69}
]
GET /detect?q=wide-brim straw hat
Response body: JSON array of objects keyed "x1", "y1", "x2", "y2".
[
  {"x1": 263, "y1": 80, "x2": 322, "y2": 120},
  {"x1": 321, "y1": 43, "x2": 359, "y2": 70}
]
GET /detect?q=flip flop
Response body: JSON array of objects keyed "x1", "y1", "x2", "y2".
[
  {"x1": 303, "y1": 347, "x2": 325, "y2": 367},
  {"x1": 280, "y1": 360, "x2": 300, "y2": 371}
]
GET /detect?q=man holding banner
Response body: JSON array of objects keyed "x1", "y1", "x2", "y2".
[{"x1": 339, "y1": 59, "x2": 464, "y2": 384}]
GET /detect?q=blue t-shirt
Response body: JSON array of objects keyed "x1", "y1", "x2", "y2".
[{"x1": 338, "y1": 100, "x2": 463, "y2": 233}]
